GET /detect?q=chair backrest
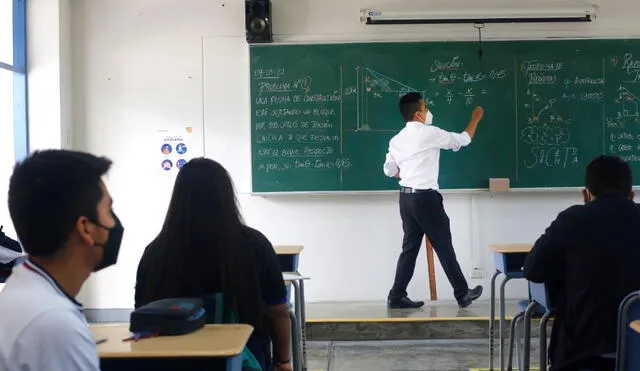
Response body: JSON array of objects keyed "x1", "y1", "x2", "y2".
[
  {"x1": 200, "y1": 293, "x2": 262, "y2": 371},
  {"x1": 201, "y1": 293, "x2": 233, "y2": 324},
  {"x1": 615, "y1": 291, "x2": 640, "y2": 371},
  {"x1": 529, "y1": 281, "x2": 555, "y2": 312}
]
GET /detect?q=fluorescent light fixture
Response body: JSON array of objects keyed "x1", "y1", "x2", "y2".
[{"x1": 360, "y1": 5, "x2": 597, "y2": 24}]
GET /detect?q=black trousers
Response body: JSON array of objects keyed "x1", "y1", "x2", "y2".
[{"x1": 389, "y1": 190, "x2": 469, "y2": 303}]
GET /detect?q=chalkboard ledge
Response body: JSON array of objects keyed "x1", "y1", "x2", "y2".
[{"x1": 246, "y1": 187, "x2": 612, "y2": 196}]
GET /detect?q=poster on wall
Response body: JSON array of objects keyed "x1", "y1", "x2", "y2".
[{"x1": 157, "y1": 126, "x2": 193, "y2": 173}]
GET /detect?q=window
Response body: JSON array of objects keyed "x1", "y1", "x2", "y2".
[
  {"x1": 0, "y1": 0, "x2": 12, "y2": 64},
  {"x1": 0, "y1": 0, "x2": 26, "y2": 233},
  {"x1": 0, "y1": 0, "x2": 28, "y2": 165}
]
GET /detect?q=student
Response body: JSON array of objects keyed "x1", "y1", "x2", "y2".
[
  {"x1": 0, "y1": 150, "x2": 123, "y2": 370},
  {"x1": 134, "y1": 158, "x2": 292, "y2": 371},
  {"x1": 524, "y1": 155, "x2": 640, "y2": 371},
  {"x1": 383, "y1": 92, "x2": 484, "y2": 309}
]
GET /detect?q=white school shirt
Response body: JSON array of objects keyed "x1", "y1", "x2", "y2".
[
  {"x1": 0, "y1": 259, "x2": 100, "y2": 371},
  {"x1": 383, "y1": 121, "x2": 471, "y2": 190}
]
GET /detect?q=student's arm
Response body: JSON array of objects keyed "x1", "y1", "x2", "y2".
[
  {"x1": 17, "y1": 310, "x2": 100, "y2": 371},
  {"x1": 524, "y1": 208, "x2": 574, "y2": 283},
  {"x1": 267, "y1": 304, "x2": 292, "y2": 370},
  {"x1": 259, "y1": 237, "x2": 292, "y2": 368},
  {"x1": 383, "y1": 152, "x2": 400, "y2": 178}
]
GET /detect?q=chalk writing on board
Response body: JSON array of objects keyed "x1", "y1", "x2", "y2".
[
  {"x1": 429, "y1": 69, "x2": 507, "y2": 85},
  {"x1": 356, "y1": 67, "x2": 424, "y2": 131},
  {"x1": 520, "y1": 126, "x2": 571, "y2": 146},
  {"x1": 616, "y1": 86, "x2": 640, "y2": 118},
  {"x1": 520, "y1": 61, "x2": 564, "y2": 86},
  {"x1": 622, "y1": 53, "x2": 640, "y2": 83},
  {"x1": 258, "y1": 162, "x2": 291, "y2": 172},
  {"x1": 528, "y1": 74, "x2": 557, "y2": 85},
  {"x1": 257, "y1": 147, "x2": 336, "y2": 158},
  {"x1": 520, "y1": 86, "x2": 579, "y2": 170},
  {"x1": 256, "y1": 93, "x2": 342, "y2": 105},
  {"x1": 430, "y1": 56, "x2": 462, "y2": 72},
  {"x1": 254, "y1": 120, "x2": 334, "y2": 131},
  {"x1": 257, "y1": 76, "x2": 313, "y2": 95},
  {"x1": 257, "y1": 159, "x2": 353, "y2": 172},
  {"x1": 464, "y1": 88, "x2": 475, "y2": 105},
  {"x1": 462, "y1": 69, "x2": 507, "y2": 83},
  {"x1": 520, "y1": 61, "x2": 564, "y2": 73},
  {"x1": 605, "y1": 117, "x2": 626, "y2": 129},
  {"x1": 445, "y1": 90, "x2": 454, "y2": 104},
  {"x1": 524, "y1": 92, "x2": 570, "y2": 124},
  {"x1": 560, "y1": 92, "x2": 605, "y2": 103},
  {"x1": 523, "y1": 146, "x2": 579, "y2": 169},
  {"x1": 254, "y1": 68, "x2": 286, "y2": 79},
  {"x1": 255, "y1": 108, "x2": 337, "y2": 118},
  {"x1": 255, "y1": 134, "x2": 340, "y2": 144},
  {"x1": 569, "y1": 76, "x2": 605, "y2": 86},
  {"x1": 620, "y1": 155, "x2": 640, "y2": 162}
]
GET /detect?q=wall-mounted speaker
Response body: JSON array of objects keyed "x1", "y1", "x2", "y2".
[{"x1": 245, "y1": 0, "x2": 272, "y2": 44}]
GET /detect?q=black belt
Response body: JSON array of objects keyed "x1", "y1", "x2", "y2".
[{"x1": 400, "y1": 187, "x2": 434, "y2": 194}]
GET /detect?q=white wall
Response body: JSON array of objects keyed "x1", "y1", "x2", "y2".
[
  {"x1": 26, "y1": 0, "x2": 74, "y2": 150},
  {"x1": 25, "y1": 0, "x2": 639, "y2": 308}
]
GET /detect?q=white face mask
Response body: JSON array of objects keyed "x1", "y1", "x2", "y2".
[{"x1": 425, "y1": 110, "x2": 434, "y2": 125}]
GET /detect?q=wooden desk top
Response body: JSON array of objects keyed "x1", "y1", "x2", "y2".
[
  {"x1": 489, "y1": 243, "x2": 533, "y2": 253},
  {"x1": 630, "y1": 320, "x2": 640, "y2": 334},
  {"x1": 274, "y1": 245, "x2": 304, "y2": 255},
  {"x1": 91, "y1": 324, "x2": 253, "y2": 359}
]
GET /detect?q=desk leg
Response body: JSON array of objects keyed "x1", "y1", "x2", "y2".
[
  {"x1": 291, "y1": 281, "x2": 303, "y2": 371},
  {"x1": 489, "y1": 270, "x2": 500, "y2": 371},
  {"x1": 539, "y1": 311, "x2": 552, "y2": 371},
  {"x1": 289, "y1": 310, "x2": 302, "y2": 371},
  {"x1": 500, "y1": 276, "x2": 514, "y2": 371},
  {"x1": 226, "y1": 353, "x2": 243, "y2": 371},
  {"x1": 522, "y1": 301, "x2": 539, "y2": 371},
  {"x1": 299, "y1": 279, "x2": 307, "y2": 371},
  {"x1": 507, "y1": 311, "x2": 524, "y2": 371}
]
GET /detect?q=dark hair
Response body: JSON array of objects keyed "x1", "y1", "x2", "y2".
[
  {"x1": 585, "y1": 155, "x2": 632, "y2": 197},
  {"x1": 138, "y1": 158, "x2": 263, "y2": 328},
  {"x1": 8, "y1": 149, "x2": 112, "y2": 257},
  {"x1": 399, "y1": 92, "x2": 423, "y2": 122}
]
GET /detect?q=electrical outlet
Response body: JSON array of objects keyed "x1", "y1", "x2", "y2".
[{"x1": 470, "y1": 268, "x2": 484, "y2": 279}]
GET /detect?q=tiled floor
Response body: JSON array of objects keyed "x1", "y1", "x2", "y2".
[
  {"x1": 83, "y1": 299, "x2": 525, "y2": 324},
  {"x1": 306, "y1": 338, "x2": 540, "y2": 371},
  {"x1": 306, "y1": 299, "x2": 523, "y2": 321}
]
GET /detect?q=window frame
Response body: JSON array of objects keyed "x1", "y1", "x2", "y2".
[{"x1": 0, "y1": 0, "x2": 28, "y2": 161}]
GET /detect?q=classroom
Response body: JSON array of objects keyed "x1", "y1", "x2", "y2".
[{"x1": 2, "y1": 0, "x2": 640, "y2": 370}]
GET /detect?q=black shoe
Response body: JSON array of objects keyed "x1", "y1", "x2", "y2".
[
  {"x1": 387, "y1": 296, "x2": 425, "y2": 309},
  {"x1": 458, "y1": 285, "x2": 483, "y2": 309}
]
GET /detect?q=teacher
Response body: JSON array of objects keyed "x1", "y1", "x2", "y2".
[{"x1": 383, "y1": 92, "x2": 484, "y2": 309}]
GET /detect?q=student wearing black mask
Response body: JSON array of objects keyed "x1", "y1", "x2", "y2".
[
  {"x1": 0, "y1": 150, "x2": 122, "y2": 371},
  {"x1": 525, "y1": 155, "x2": 640, "y2": 371}
]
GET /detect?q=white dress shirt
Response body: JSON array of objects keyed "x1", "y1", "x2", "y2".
[
  {"x1": 0, "y1": 259, "x2": 100, "y2": 371},
  {"x1": 383, "y1": 121, "x2": 471, "y2": 190}
]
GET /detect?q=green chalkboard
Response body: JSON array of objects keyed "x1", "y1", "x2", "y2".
[{"x1": 250, "y1": 40, "x2": 640, "y2": 192}]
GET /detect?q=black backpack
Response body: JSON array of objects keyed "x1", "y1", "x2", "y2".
[{"x1": 129, "y1": 298, "x2": 206, "y2": 336}]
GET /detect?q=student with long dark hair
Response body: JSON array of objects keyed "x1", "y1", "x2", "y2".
[{"x1": 134, "y1": 158, "x2": 292, "y2": 371}]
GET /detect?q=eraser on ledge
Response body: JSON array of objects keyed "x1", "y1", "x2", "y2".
[{"x1": 489, "y1": 178, "x2": 510, "y2": 192}]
